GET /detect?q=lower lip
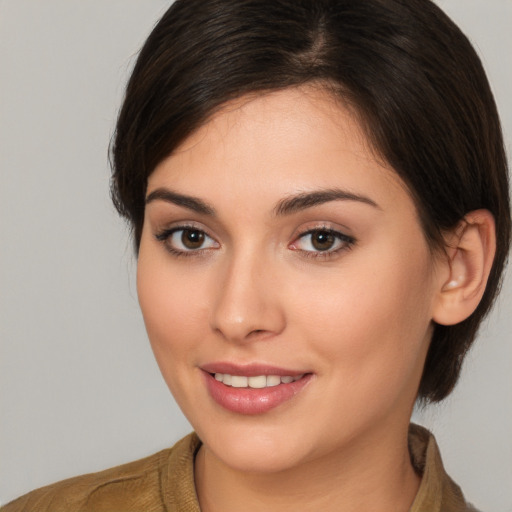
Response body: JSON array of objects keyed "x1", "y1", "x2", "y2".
[{"x1": 203, "y1": 372, "x2": 313, "y2": 415}]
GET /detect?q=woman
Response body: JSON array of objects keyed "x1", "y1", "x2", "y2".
[{"x1": 2, "y1": 0, "x2": 510, "y2": 511}]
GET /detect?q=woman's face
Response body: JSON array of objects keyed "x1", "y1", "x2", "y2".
[{"x1": 137, "y1": 87, "x2": 442, "y2": 473}]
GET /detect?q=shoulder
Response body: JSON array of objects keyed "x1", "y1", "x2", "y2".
[{"x1": 1, "y1": 433, "x2": 201, "y2": 512}]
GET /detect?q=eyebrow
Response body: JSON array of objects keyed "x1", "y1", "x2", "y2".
[
  {"x1": 145, "y1": 188, "x2": 215, "y2": 215},
  {"x1": 145, "y1": 187, "x2": 380, "y2": 217},
  {"x1": 273, "y1": 188, "x2": 380, "y2": 216}
]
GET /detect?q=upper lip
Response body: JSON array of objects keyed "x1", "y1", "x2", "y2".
[{"x1": 200, "y1": 362, "x2": 308, "y2": 377}]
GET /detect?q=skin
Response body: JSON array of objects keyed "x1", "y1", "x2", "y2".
[{"x1": 137, "y1": 86, "x2": 452, "y2": 512}]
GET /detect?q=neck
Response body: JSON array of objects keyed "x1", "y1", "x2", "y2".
[{"x1": 194, "y1": 420, "x2": 420, "y2": 512}]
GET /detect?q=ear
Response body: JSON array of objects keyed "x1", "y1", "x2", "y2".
[{"x1": 432, "y1": 209, "x2": 496, "y2": 326}]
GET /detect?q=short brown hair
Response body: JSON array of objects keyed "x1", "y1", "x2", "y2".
[{"x1": 111, "y1": 0, "x2": 511, "y2": 402}]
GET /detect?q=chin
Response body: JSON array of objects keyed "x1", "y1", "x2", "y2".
[
  {"x1": 212, "y1": 437, "x2": 307, "y2": 473},
  {"x1": 193, "y1": 417, "x2": 319, "y2": 474}
]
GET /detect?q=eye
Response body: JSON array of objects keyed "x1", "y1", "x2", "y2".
[
  {"x1": 290, "y1": 228, "x2": 354, "y2": 255},
  {"x1": 155, "y1": 227, "x2": 219, "y2": 255}
]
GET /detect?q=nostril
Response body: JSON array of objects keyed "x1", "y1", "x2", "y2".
[{"x1": 247, "y1": 329, "x2": 272, "y2": 340}]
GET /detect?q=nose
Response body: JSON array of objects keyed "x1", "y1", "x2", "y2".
[{"x1": 209, "y1": 249, "x2": 286, "y2": 343}]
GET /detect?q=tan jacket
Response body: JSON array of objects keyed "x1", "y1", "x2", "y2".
[{"x1": 1, "y1": 424, "x2": 479, "y2": 512}]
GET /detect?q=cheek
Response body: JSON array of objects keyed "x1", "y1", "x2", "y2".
[
  {"x1": 289, "y1": 243, "x2": 434, "y2": 400},
  {"x1": 136, "y1": 249, "x2": 210, "y2": 379}
]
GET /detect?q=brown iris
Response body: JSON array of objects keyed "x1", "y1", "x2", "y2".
[
  {"x1": 181, "y1": 229, "x2": 205, "y2": 249},
  {"x1": 311, "y1": 231, "x2": 336, "y2": 251}
]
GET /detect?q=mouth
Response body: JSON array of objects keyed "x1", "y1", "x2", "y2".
[
  {"x1": 200, "y1": 364, "x2": 313, "y2": 415},
  {"x1": 211, "y1": 373, "x2": 304, "y2": 388}
]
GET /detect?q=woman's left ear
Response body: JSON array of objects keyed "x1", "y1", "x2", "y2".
[{"x1": 432, "y1": 209, "x2": 496, "y2": 326}]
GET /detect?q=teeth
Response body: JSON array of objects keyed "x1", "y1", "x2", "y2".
[
  {"x1": 213, "y1": 373, "x2": 304, "y2": 388},
  {"x1": 266, "y1": 375, "x2": 281, "y2": 387},
  {"x1": 248, "y1": 375, "x2": 267, "y2": 389},
  {"x1": 231, "y1": 376, "x2": 248, "y2": 388}
]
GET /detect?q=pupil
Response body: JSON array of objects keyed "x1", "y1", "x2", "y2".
[
  {"x1": 312, "y1": 231, "x2": 334, "y2": 251},
  {"x1": 182, "y1": 229, "x2": 204, "y2": 249}
]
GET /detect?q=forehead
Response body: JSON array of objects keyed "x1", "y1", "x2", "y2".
[
  {"x1": 148, "y1": 86, "x2": 412, "y2": 213},
  {"x1": 168, "y1": 86, "x2": 374, "y2": 166}
]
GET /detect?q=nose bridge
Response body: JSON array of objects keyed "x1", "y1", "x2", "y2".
[{"x1": 210, "y1": 244, "x2": 284, "y2": 342}]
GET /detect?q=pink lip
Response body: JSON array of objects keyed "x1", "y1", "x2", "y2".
[
  {"x1": 200, "y1": 363, "x2": 313, "y2": 415},
  {"x1": 201, "y1": 362, "x2": 306, "y2": 377}
]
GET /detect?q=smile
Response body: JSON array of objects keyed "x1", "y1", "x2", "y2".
[
  {"x1": 213, "y1": 373, "x2": 305, "y2": 388},
  {"x1": 202, "y1": 368, "x2": 313, "y2": 415}
]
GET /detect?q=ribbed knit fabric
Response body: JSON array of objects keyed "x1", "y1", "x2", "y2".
[{"x1": 2, "y1": 424, "x2": 478, "y2": 511}]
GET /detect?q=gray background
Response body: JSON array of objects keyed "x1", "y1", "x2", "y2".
[{"x1": 0, "y1": 1, "x2": 510, "y2": 510}]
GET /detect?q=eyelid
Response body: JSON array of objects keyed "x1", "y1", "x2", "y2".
[
  {"x1": 154, "y1": 222, "x2": 220, "y2": 256},
  {"x1": 290, "y1": 228, "x2": 353, "y2": 248},
  {"x1": 290, "y1": 221, "x2": 354, "y2": 243},
  {"x1": 289, "y1": 225, "x2": 356, "y2": 258}
]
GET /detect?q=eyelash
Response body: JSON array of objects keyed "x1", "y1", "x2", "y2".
[
  {"x1": 290, "y1": 227, "x2": 355, "y2": 260},
  {"x1": 154, "y1": 225, "x2": 355, "y2": 260},
  {"x1": 155, "y1": 225, "x2": 218, "y2": 258}
]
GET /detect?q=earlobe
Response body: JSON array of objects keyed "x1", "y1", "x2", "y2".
[{"x1": 432, "y1": 210, "x2": 496, "y2": 326}]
